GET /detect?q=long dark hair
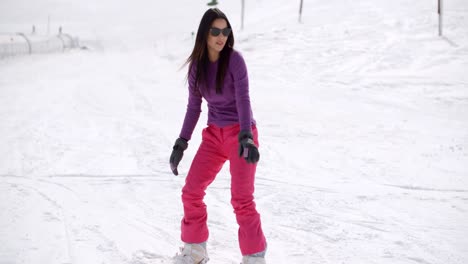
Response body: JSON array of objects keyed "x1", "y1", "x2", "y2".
[{"x1": 185, "y1": 8, "x2": 235, "y2": 94}]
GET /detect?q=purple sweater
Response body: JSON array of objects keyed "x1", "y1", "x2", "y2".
[{"x1": 179, "y1": 50, "x2": 255, "y2": 141}]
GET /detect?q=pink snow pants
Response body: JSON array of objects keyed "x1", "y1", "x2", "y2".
[{"x1": 181, "y1": 124, "x2": 267, "y2": 255}]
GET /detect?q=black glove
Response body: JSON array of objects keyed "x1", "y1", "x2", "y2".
[
  {"x1": 169, "y1": 138, "x2": 188, "y2": 175},
  {"x1": 238, "y1": 130, "x2": 260, "y2": 164}
]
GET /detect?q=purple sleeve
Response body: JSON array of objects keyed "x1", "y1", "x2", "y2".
[
  {"x1": 232, "y1": 52, "x2": 253, "y2": 133},
  {"x1": 179, "y1": 64, "x2": 202, "y2": 141}
]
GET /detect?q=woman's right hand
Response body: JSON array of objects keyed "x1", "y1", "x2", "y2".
[{"x1": 169, "y1": 138, "x2": 188, "y2": 176}]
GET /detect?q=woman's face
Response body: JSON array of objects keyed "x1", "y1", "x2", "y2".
[{"x1": 207, "y1": 18, "x2": 229, "y2": 57}]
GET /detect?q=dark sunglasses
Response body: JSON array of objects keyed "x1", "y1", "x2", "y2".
[{"x1": 210, "y1": 27, "x2": 232, "y2": 37}]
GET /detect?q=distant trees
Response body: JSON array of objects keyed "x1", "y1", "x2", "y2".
[{"x1": 207, "y1": 0, "x2": 218, "y2": 6}]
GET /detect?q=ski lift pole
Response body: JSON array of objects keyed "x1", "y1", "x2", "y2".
[
  {"x1": 241, "y1": 0, "x2": 245, "y2": 30},
  {"x1": 438, "y1": 0, "x2": 443, "y2": 36},
  {"x1": 299, "y1": 0, "x2": 304, "y2": 23},
  {"x1": 47, "y1": 15, "x2": 51, "y2": 35}
]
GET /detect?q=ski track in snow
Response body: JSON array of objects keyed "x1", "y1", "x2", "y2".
[{"x1": 1, "y1": 0, "x2": 468, "y2": 263}]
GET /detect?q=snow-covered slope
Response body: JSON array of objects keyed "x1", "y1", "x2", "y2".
[{"x1": 1, "y1": 0, "x2": 467, "y2": 263}]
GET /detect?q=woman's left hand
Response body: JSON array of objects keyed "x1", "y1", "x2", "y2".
[{"x1": 238, "y1": 130, "x2": 260, "y2": 164}]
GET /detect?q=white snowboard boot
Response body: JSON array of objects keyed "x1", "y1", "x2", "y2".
[
  {"x1": 241, "y1": 255, "x2": 266, "y2": 264},
  {"x1": 174, "y1": 243, "x2": 209, "y2": 264}
]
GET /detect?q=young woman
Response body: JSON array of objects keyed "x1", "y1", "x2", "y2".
[{"x1": 169, "y1": 8, "x2": 267, "y2": 264}]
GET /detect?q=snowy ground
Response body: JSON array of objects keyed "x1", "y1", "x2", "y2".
[{"x1": 1, "y1": 0, "x2": 468, "y2": 263}]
